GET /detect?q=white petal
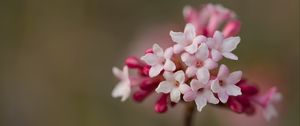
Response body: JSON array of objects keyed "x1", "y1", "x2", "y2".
[
  {"x1": 206, "y1": 38, "x2": 216, "y2": 49},
  {"x1": 164, "y1": 47, "x2": 174, "y2": 59},
  {"x1": 185, "y1": 66, "x2": 197, "y2": 77},
  {"x1": 112, "y1": 67, "x2": 124, "y2": 79},
  {"x1": 179, "y1": 83, "x2": 191, "y2": 94},
  {"x1": 183, "y1": 90, "x2": 197, "y2": 102},
  {"x1": 141, "y1": 53, "x2": 160, "y2": 66},
  {"x1": 218, "y1": 90, "x2": 229, "y2": 103},
  {"x1": 195, "y1": 43, "x2": 209, "y2": 61},
  {"x1": 223, "y1": 52, "x2": 238, "y2": 60},
  {"x1": 211, "y1": 49, "x2": 223, "y2": 61},
  {"x1": 195, "y1": 96, "x2": 207, "y2": 112},
  {"x1": 211, "y1": 79, "x2": 221, "y2": 93},
  {"x1": 181, "y1": 52, "x2": 196, "y2": 66},
  {"x1": 213, "y1": 31, "x2": 224, "y2": 44},
  {"x1": 163, "y1": 71, "x2": 174, "y2": 81},
  {"x1": 112, "y1": 82, "x2": 131, "y2": 102},
  {"x1": 173, "y1": 44, "x2": 184, "y2": 54},
  {"x1": 155, "y1": 81, "x2": 174, "y2": 93},
  {"x1": 153, "y1": 44, "x2": 164, "y2": 57},
  {"x1": 163, "y1": 59, "x2": 176, "y2": 71},
  {"x1": 174, "y1": 70, "x2": 185, "y2": 84},
  {"x1": 196, "y1": 67, "x2": 210, "y2": 84},
  {"x1": 149, "y1": 65, "x2": 163, "y2": 77},
  {"x1": 204, "y1": 90, "x2": 219, "y2": 104},
  {"x1": 263, "y1": 104, "x2": 278, "y2": 121},
  {"x1": 203, "y1": 59, "x2": 218, "y2": 70},
  {"x1": 190, "y1": 79, "x2": 205, "y2": 91},
  {"x1": 193, "y1": 35, "x2": 207, "y2": 44},
  {"x1": 226, "y1": 85, "x2": 242, "y2": 96},
  {"x1": 184, "y1": 41, "x2": 198, "y2": 54},
  {"x1": 184, "y1": 23, "x2": 196, "y2": 40},
  {"x1": 217, "y1": 64, "x2": 229, "y2": 80},
  {"x1": 221, "y1": 37, "x2": 240, "y2": 52},
  {"x1": 170, "y1": 31, "x2": 185, "y2": 43},
  {"x1": 226, "y1": 71, "x2": 242, "y2": 85},
  {"x1": 170, "y1": 88, "x2": 181, "y2": 103}
]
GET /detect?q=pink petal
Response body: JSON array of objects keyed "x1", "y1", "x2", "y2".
[
  {"x1": 149, "y1": 65, "x2": 163, "y2": 77},
  {"x1": 217, "y1": 64, "x2": 229, "y2": 80},
  {"x1": 185, "y1": 66, "x2": 197, "y2": 77},
  {"x1": 183, "y1": 90, "x2": 197, "y2": 102},
  {"x1": 196, "y1": 67, "x2": 210, "y2": 84},
  {"x1": 164, "y1": 47, "x2": 174, "y2": 59},
  {"x1": 226, "y1": 70, "x2": 242, "y2": 85},
  {"x1": 213, "y1": 31, "x2": 224, "y2": 44},
  {"x1": 204, "y1": 91, "x2": 219, "y2": 104},
  {"x1": 153, "y1": 44, "x2": 164, "y2": 57},
  {"x1": 170, "y1": 31, "x2": 185, "y2": 43},
  {"x1": 211, "y1": 79, "x2": 221, "y2": 93},
  {"x1": 155, "y1": 81, "x2": 174, "y2": 93},
  {"x1": 223, "y1": 52, "x2": 238, "y2": 60},
  {"x1": 174, "y1": 70, "x2": 185, "y2": 84},
  {"x1": 184, "y1": 41, "x2": 198, "y2": 54},
  {"x1": 173, "y1": 44, "x2": 184, "y2": 54},
  {"x1": 193, "y1": 35, "x2": 207, "y2": 44},
  {"x1": 206, "y1": 38, "x2": 216, "y2": 49},
  {"x1": 195, "y1": 96, "x2": 207, "y2": 112},
  {"x1": 181, "y1": 52, "x2": 196, "y2": 66},
  {"x1": 170, "y1": 88, "x2": 181, "y2": 103},
  {"x1": 179, "y1": 84, "x2": 191, "y2": 94},
  {"x1": 141, "y1": 53, "x2": 160, "y2": 66},
  {"x1": 211, "y1": 49, "x2": 223, "y2": 61},
  {"x1": 163, "y1": 59, "x2": 176, "y2": 71},
  {"x1": 195, "y1": 43, "x2": 209, "y2": 61},
  {"x1": 163, "y1": 71, "x2": 174, "y2": 81},
  {"x1": 218, "y1": 90, "x2": 229, "y2": 103},
  {"x1": 226, "y1": 85, "x2": 242, "y2": 96},
  {"x1": 203, "y1": 59, "x2": 218, "y2": 70},
  {"x1": 190, "y1": 79, "x2": 205, "y2": 91},
  {"x1": 221, "y1": 37, "x2": 240, "y2": 52},
  {"x1": 184, "y1": 23, "x2": 196, "y2": 40}
]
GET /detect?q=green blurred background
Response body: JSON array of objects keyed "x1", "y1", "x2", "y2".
[{"x1": 0, "y1": 0, "x2": 299, "y2": 126}]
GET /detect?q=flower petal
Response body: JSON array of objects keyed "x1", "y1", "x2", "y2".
[
  {"x1": 226, "y1": 70, "x2": 242, "y2": 85},
  {"x1": 221, "y1": 37, "x2": 240, "y2": 52},
  {"x1": 141, "y1": 53, "x2": 160, "y2": 66},
  {"x1": 183, "y1": 90, "x2": 197, "y2": 102},
  {"x1": 164, "y1": 47, "x2": 174, "y2": 59},
  {"x1": 174, "y1": 70, "x2": 185, "y2": 84},
  {"x1": 153, "y1": 44, "x2": 164, "y2": 57},
  {"x1": 170, "y1": 31, "x2": 185, "y2": 43},
  {"x1": 223, "y1": 52, "x2": 238, "y2": 60},
  {"x1": 149, "y1": 65, "x2": 163, "y2": 77},
  {"x1": 112, "y1": 67, "x2": 124, "y2": 80},
  {"x1": 203, "y1": 59, "x2": 218, "y2": 70},
  {"x1": 155, "y1": 81, "x2": 174, "y2": 93},
  {"x1": 184, "y1": 41, "x2": 198, "y2": 54},
  {"x1": 195, "y1": 43, "x2": 209, "y2": 61},
  {"x1": 173, "y1": 44, "x2": 184, "y2": 54},
  {"x1": 185, "y1": 66, "x2": 197, "y2": 77},
  {"x1": 179, "y1": 83, "x2": 191, "y2": 94},
  {"x1": 204, "y1": 90, "x2": 219, "y2": 104},
  {"x1": 226, "y1": 85, "x2": 242, "y2": 96},
  {"x1": 213, "y1": 31, "x2": 224, "y2": 44},
  {"x1": 211, "y1": 79, "x2": 221, "y2": 93},
  {"x1": 184, "y1": 23, "x2": 196, "y2": 40},
  {"x1": 163, "y1": 59, "x2": 176, "y2": 71},
  {"x1": 211, "y1": 49, "x2": 223, "y2": 61},
  {"x1": 193, "y1": 35, "x2": 207, "y2": 44},
  {"x1": 181, "y1": 52, "x2": 196, "y2": 66},
  {"x1": 112, "y1": 82, "x2": 131, "y2": 102},
  {"x1": 218, "y1": 90, "x2": 229, "y2": 103},
  {"x1": 170, "y1": 88, "x2": 181, "y2": 103},
  {"x1": 217, "y1": 64, "x2": 229, "y2": 80},
  {"x1": 195, "y1": 96, "x2": 207, "y2": 112},
  {"x1": 196, "y1": 67, "x2": 210, "y2": 84},
  {"x1": 190, "y1": 79, "x2": 205, "y2": 91}
]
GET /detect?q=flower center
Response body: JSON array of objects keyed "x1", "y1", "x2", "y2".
[{"x1": 196, "y1": 61, "x2": 204, "y2": 67}]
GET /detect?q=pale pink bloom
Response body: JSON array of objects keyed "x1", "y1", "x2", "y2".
[
  {"x1": 254, "y1": 87, "x2": 282, "y2": 121},
  {"x1": 141, "y1": 44, "x2": 176, "y2": 77},
  {"x1": 211, "y1": 64, "x2": 242, "y2": 103},
  {"x1": 170, "y1": 23, "x2": 206, "y2": 54},
  {"x1": 112, "y1": 66, "x2": 131, "y2": 102},
  {"x1": 155, "y1": 71, "x2": 190, "y2": 103},
  {"x1": 183, "y1": 79, "x2": 219, "y2": 112},
  {"x1": 207, "y1": 31, "x2": 241, "y2": 61},
  {"x1": 181, "y1": 43, "x2": 218, "y2": 78}
]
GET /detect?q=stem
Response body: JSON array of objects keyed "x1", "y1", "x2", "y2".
[{"x1": 184, "y1": 103, "x2": 196, "y2": 126}]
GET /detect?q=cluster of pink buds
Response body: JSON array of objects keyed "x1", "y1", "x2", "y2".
[{"x1": 111, "y1": 4, "x2": 281, "y2": 121}]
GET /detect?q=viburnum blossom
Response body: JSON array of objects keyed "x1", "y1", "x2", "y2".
[{"x1": 111, "y1": 3, "x2": 281, "y2": 123}]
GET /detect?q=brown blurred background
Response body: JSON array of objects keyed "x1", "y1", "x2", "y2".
[{"x1": 0, "y1": 0, "x2": 299, "y2": 126}]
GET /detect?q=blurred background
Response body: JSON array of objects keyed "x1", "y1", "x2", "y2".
[{"x1": 0, "y1": 0, "x2": 299, "y2": 126}]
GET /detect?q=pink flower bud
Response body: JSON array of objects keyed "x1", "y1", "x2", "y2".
[
  {"x1": 133, "y1": 90, "x2": 151, "y2": 102},
  {"x1": 222, "y1": 20, "x2": 241, "y2": 38},
  {"x1": 155, "y1": 94, "x2": 168, "y2": 113},
  {"x1": 125, "y1": 56, "x2": 143, "y2": 69}
]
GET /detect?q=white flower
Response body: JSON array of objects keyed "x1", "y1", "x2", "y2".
[
  {"x1": 170, "y1": 23, "x2": 206, "y2": 54},
  {"x1": 183, "y1": 79, "x2": 219, "y2": 112},
  {"x1": 181, "y1": 43, "x2": 218, "y2": 78},
  {"x1": 141, "y1": 44, "x2": 176, "y2": 77},
  {"x1": 155, "y1": 70, "x2": 190, "y2": 103},
  {"x1": 206, "y1": 31, "x2": 241, "y2": 61},
  {"x1": 112, "y1": 66, "x2": 131, "y2": 102},
  {"x1": 211, "y1": 64, "x2": 242, "y2": 103}
]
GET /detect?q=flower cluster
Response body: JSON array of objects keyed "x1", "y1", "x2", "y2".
[{"x1": 111, "y1": 4, "x2": 281, "y2": 121}]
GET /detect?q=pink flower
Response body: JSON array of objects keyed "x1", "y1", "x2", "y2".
[
  {"x1": 181, "y1": 43, "x2": 218, "y2": 77},
  {"x1": 155, "y1": 70, "x2": 190, "y2": 103},
  {"x1": 211, "y1": 64, "x2": 242, "y2": 103},
  {"x1": 183, "y1": 79, "x2": 219, "y2": 112},
  {"x1": 254, "y1": 87, "x2": 282, "y2": 121},
  {"x1": 112, "y1": 66, "x2": 131, "y2": 102},
  {"x1": 141, "y1": 44, "x2": 176, "y2": 77},
  {"x1": 207, "y1": 31, "x2": 241, "y2": 61},
  {"x1": 170, "y1": 23, "x2": 206, "y2": 54}
]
